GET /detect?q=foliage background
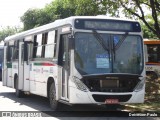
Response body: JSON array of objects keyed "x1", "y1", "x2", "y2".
[{"x1": 0, "y1": 0, "x2": 159, "y2": 41}]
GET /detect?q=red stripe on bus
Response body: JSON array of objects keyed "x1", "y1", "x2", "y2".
[
  {"x1": 42, "y1": 63, "x2": 55, "y2": 66},
  {"x1": 34, "y1": 62, "x2": 55, "y2": 66}
]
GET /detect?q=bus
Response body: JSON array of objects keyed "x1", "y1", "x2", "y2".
[
  {"x1": 2, "y1": 16, "x2": 145, "y2": 110},
  {"x1": 144, "y1": 39, "x2": 160, "y2": 79},
  {"x1": 0, "y1": 45, "x2": 4, "y2": 81}
]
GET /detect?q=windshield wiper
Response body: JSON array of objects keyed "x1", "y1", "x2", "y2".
[
  {"x1": 114, "y1": 32, "x2": 129, "y2": 50},
  {"x1": 92, "y1": 30, "x2": 109, "y2": 52},
  {"x1": 111, "y1": 32, "x2": 129, "y2": 62},
  {"x1": 92, "y1": 30, "x2": 112, "y2": 72}
]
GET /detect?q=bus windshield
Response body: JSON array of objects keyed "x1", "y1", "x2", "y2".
[{"x1": 75, "y1": 32, "x2": 143, "y2": 75}]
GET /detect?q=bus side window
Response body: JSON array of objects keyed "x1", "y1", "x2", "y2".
[
  {"x1": 33, "y1": 35, "x2": 37, "y2": 58},
  {"x1": 54, "y1": 30, "x2": 57, "y2": 58},
  {"x1": 7, "y1": 46, "x2": 11, "y2": 62},
  {"x1": 44, "y1": 30, "x2": 57, "y2": 59},
  {"x1": 12, "y1": 41, "x2": 19, "y2": 60},
  {"x1": 36, "y1": 34, "x2": 43, "y2": 58},
  {"x1": 58, "y1": 34, "x2": 70, "y2": 69},
  {"x1": 147, "y1": 45, "x2": 158, "y2": 62},
  {"x1": 33, "y1": 34, "x2": 43, "y2": 58},
  {"x1": 42, "y1": 33, "x2": 48, "y2": 58}
]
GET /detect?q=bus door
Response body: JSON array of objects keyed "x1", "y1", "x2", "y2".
[
  {"x1": 58, "y1": 34, "x2": 70, "y2": 101},
  {"x1": 3, "y1": 45, "x2": 13, "y2": 87},
  {"x1": 2, "y1": 46, "x2": 7, "y2": 86},
  {"x1": 23, "y1": 41, "x2": 30, "y2": 91},
  {"x1": 18, "y1": 42, "x2": 24, "y2": 90}
]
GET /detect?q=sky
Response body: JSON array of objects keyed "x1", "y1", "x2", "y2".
[{"x1": 0, "y1": 0, "x2": 53, "y2": 28}]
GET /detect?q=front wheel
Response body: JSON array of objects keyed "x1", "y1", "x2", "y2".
[
  {"x1": 15, "y1": 77, "x2": 24, "y2": 98},
  {"x1": 49, "y1": 82, "x2": 59, "y2": 110}
]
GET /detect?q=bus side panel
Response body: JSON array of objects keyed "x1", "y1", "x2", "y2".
[
  {"x1": 30, "y1": 61, "x2": 47, "y2": 96},
  {"x1": 18, "y1": 42, "x2": 24, "y2": 90},
  {"x1": 30, "y1": 62, "x2": 36, "y2": 94},
  {"x1": 23, "y1": 62, "x2": 30, "y2": 91},
  {"x1": 29, "y1": 61, "x2": 58, "y2": 98},
  {"x1": 34, "y1": 62, "x2": 46, "y2": 96},
  {"x1": 5, "y1": 61, "x2": 12, "y2": 87},
  {"x1": 2, "y1": 46, "x2": 7, "y2": 86},
  {"x1": 12, "y1": 62, "x2": 18, "y2": 88},
  {"x1": 33, "y1": 62, "x2": 56, "y2": 97},
  {"x1": 57, "y1": 66, "x2": 62, "y2": 100}
]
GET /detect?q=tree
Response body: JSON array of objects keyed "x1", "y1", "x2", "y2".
[
  {"x1": 21, "y1": 0, "x2": 76, "y2": 31},
  {"x1": 141, "y1": 21, "x2": 158, "y2": 39},
  {"x1": 20, "y1": 8, "x2": 52, "y2": 30},
  {"x1": 0, "y1": 26, "x2": 21, "y2": 41},
  {"x1": 20, "y1": 0, "x2": 159, "y2": 39},
  {"x1": 102, "y1": 0, "x2": 160, "y2": 39},
  {"x1": 66, "y1": 0, "x2": 159, "y2": 38},
  {"x1": 73, "y1": 0, "x2": 103, "y2": 15},
  {"x1": 44, "y1": 0, "x2": 76, "y2": 19}
]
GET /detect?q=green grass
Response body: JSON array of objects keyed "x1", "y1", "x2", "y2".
[
  {"x1": 125, "y1": 102, "x2": 160, "y2": 112},
  {"x1": 125, "y1": 77, "x2": 160, "y2": 112}
]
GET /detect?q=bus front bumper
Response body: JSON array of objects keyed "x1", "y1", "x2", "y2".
[{"x1": 69, "y1": 87, "x2": 145, "y2": 104}]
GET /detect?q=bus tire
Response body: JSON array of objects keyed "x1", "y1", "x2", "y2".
[
  {"x1": 49, "y1": 82, "x2": 59, "y2": 110},
  {"x1": 15, "y1": 77, "x2": 24, "y2": 98}
]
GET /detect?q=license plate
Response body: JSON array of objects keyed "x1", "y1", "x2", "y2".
[{"x1": 105, "y1": 99, "x2": 119, "y2": 104}]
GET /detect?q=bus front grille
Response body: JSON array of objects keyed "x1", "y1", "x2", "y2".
[
  {"x1": 92, "y1": 94, "x2": 132, "y2": 102},
  {"x1": 82, "y1": 74, "x2": 140, "y2": 93}
]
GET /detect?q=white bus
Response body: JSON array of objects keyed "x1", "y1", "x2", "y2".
[
  {"x1": 3, "y1": 16, "x2": 145, "y2": 110},
  {"x1": 0, "y1": 41, "x2": 4, "y2": 81}
]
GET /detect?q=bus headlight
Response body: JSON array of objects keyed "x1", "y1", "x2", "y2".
[
  {"x1": 72, "y1": 77, "x2": 89, "y2": 92},
  {"x1": 134, "y1": 78, "x2": 145, "y2": 92}
]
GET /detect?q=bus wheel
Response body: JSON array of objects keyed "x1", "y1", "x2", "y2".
[
  {"x1": 15, "y1": 77, "x2": 24, "y2": 98},
  {"x1": 49, "y1": 82, "x2": 59, "y2": 110}
]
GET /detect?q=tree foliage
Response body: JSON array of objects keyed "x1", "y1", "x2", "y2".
[
  {"x1": 20, "y1": 0, "x2": 160, "y2": 39},
  {"x1": 102, "y1": 0, "x2": 160, "y2": 39},
  {"x1": 74, "y1": 0, "x2": 104, "y2": 15},
  {"x1": 20, "y1": 0, "x2": 76, "y2": 30},
  {"x1": 20, "y1": 8, "x2": 52, "y2": 30},
  {"x1": 141, "y1": 22, "x2": 158, "y2": 39},
  {"x1": 0, "y1": 26, "x2": 21, "y2": 41}
]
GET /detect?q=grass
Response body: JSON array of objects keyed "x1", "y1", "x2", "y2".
[
  {"x1": 125, "y1": 77, "x2": 160, "y2": 112},
  {"x1": 125, "y1": 102, "x2": 160, "y2": 112}
]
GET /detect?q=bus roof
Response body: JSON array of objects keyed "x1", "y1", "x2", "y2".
[
  {"x1": 4, "y1": 16, "x2": 138, "y2": 43},
  {"x1": 144, "y1": 39, "x2": 160, "y2": 44}
]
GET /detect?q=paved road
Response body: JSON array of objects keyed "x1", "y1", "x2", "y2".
[{"x1": 0, "y1": 81, "x2": 159, "y2": 120}]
